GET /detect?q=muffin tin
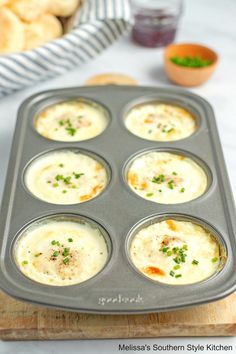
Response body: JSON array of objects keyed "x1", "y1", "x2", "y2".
[{"x1": 0, "y1": 85, "x2": 236, "y2": 314}]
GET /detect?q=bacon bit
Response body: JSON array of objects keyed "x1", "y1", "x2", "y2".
[
  {"x1": 128, "y1": 172, "x2": 138, "y2": 186},
  {"x1": 166, "y1": 219, "x2": 177, "y2": 231},
  {"x1": 140, "y1": 181, "x2": 148, "y2": 190},
  {"x1": 165, "y1": 175, "x2": 183, "y2": 187},
  {"x1": 81, "y1": 119, "x2": 91, "y2": 127},
  {"x1": 161, "y1": 236, "x2": 171, "y2": 246},
  {"x1": 173, "y1": 176, "x2": 183, "y2": 184},
  {"x1": 161, "y1": 235, "x2": 182, "y2": 248},
  {"x1": 144, "y1": 266, "x2": 165, "y2": 276}
]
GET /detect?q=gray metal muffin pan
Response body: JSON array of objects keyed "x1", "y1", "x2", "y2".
[{"x1": 1, "y1": 85, "x2": 236, "y2": 314}]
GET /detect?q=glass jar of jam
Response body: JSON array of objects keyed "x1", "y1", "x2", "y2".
[{"x1": 131, "y1": 0, "x2": 183, "y2": 48}]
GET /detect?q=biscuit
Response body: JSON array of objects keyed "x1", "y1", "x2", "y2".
[
  {"x1": 85, "y1": 73, "x2": 138, "y2": 86},
  {"x1": 24, "y1": 14, "x2": 63, "y2": 51},
  {"x1": 0, "y1": 7, "x2": 24, "y2": 54},
  {"x1": 48, "y1": 0, "x2": 80, "y2": 17},
  {"x1": 7, "y1": 0, "x2": 50, "y2": 22}
]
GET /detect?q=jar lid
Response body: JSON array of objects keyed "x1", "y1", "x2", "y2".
[{"x1": 131, "y1": 0, "x2": 182, "y2": 11}]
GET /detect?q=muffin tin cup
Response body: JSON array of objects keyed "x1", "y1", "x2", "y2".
[
  {"x1": 12, "y1": 213, "x2": 113, "y2": 287},
  {"x1": 123, "y1": 147, "x2": 213, "y2": 204},
  {"x1": 125, "y1": 213, "x2": 227, "y2": 287},
  {"x1": 33, "y1": 97, "x2": 111, "y2": 143},
  {"x1": 124, "y1": 98, "x2": 200, "y2": 142},
  {"x1": 0, "y1": 85, "x2": 236, "y2": 314},
  {"x1": 22, "y1": 147, "x2": 112, "y2": 205}
]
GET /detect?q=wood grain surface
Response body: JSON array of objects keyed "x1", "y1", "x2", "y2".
[{"x1": 1, "y1": 291, "x2": 236, "y2": 340}]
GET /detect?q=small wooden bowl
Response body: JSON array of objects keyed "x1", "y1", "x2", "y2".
[{"x1": 164, "y1": 43, "x2": 218, "y2": 87}]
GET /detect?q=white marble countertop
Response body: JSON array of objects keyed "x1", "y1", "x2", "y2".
[{"x1": 0, "y1": 0, "x2": 236, "y2": 352}]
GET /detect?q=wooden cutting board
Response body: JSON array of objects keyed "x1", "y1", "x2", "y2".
[{"x1": 1, "y1": 291, "x2": 236, "y2": 340}]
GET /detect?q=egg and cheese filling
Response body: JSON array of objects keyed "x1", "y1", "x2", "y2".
[
  {"x1": 15, "y1": 219, "x2": 108, "y2": 286},
  {"x1": 125, "y1": 103, "x2": 197, "y2": 141},
  {"x1": 127, "y1": 152, "x2": 207, "y2": 204},
  {"x1": 130, "y1": 219, "x2": 221, "y2": 285},
  {"x1": 35, "y1": 100, "x2": 109, "y2": 142},
  {"x1": 25, "y1": 150, "x2": 108, "y2": 204}
]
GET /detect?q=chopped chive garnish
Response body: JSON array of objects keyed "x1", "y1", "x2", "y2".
[
  {"x1": 172, "y1": 171, "x2": 178, "y2": 175},
  {"x1": 52, "y1": 183, "x2": 59, "y2": 187},
  {"x1": 192, "y1": 259, "x2": 199, "y2": 265},
  {"x1": 167, "y1": 180, "x2": 174, "y2": 189},
  {"x1": 59, "y1": 120, "x2": 64, "y2": 126},
  {"x1": 173, "y1": 257, "x2": 181, "y2": 264},
  {"x1": 180, "y1": 187, "x2": 185, "y2": 193},
  {"x1": 63, "y1": 257, "x2": 70, "y2": 265},
  {"x1": 68, "y1": 238, "x2": 73, "y2": 242},
  {"x1": 167, "y1": 128, "x2": 174, "y2": 133},
  {"x1": 53, "y1": 251, "x2": 59, "y2": 257},
  {"x1": 62, "y1": 248, "x2": 70, "y2": 257},
  {"x1": 66, "y1": 119, "x2": 72, "y2": 127},
  {"x1": 51, "y1": 240, "x2": 60, "y2": 246},
  {"x1": 47, "y1": 181, "x2": 51, "y2": 184},
  {"x1": 73, "y1": 172, "x2": 84, "y2": 179},
  {"x1": 173, "y1": 264, "x2": 181, "y2": 270},
  {"x1": 162, "y1": 247, "x2": 169, "y2": 253},
  {"x1": 146, "y1": 192, "x2": 154, "y2": 197},
  {"x1": 59, "y1": 163, "x2": 64, "y2": 168},
  {"x1": 170, "y1": 270, "x2": 175, "y2": 277},
  {"x1": 158, "y1": 189, "x2": 162, "y2": 192},
  {"x1": 170, "y1": 56, "x2": 212, "y2": 68},
  {"x1": 22, "y1": 260, "x2": 28, "y2": 266},
  {"x1": 211, "y1": 257, "x2": 219, "y2": 263},
  {"x1": 66, "y1": 127, "x2": 77, "y2": 136},
  {"x1": 62, "y1": 190, "x2": 67, "y2": 194},
  {"x1": 167, "y1": 250, "x2": 172, "y2": 257},
  {"x1": 175, "y1": 274, "x2": 182, "y2": 278},
  {"x1": 63, "y1": 176, "x2": 72, "y2": 185},
  {"x1": 152, "y1": 174, "x2": 165, "y2": 184},
  {"x1": 183, "y1": 244, "x2": 188, "y2": 250},
  {"x1": 55, "y1": 174, "x2": 63, "y2": 181},
  {"x1": 34, "y1": 253, "x2": 42, "y2": 257},
  {"x1": 173, "y1": 247, "x2": 179, "y2": 254}
]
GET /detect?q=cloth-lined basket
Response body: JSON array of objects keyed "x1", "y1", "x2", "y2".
[{"x1": 0, "y1": 0, "x2": 132, "y2": 97}]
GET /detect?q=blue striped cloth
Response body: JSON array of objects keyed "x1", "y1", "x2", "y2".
[{"x1": 0, "y1": 0, "x2": 132, "y2": 97}]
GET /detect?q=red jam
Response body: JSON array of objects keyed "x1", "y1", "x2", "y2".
[{"x1": 131, "y1": 0, "x2": 183, "y2": 48}]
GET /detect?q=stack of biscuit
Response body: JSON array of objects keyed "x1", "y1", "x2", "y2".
[{"x1": 0, "y1": 0, "x2": 81, "y2": 54}]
